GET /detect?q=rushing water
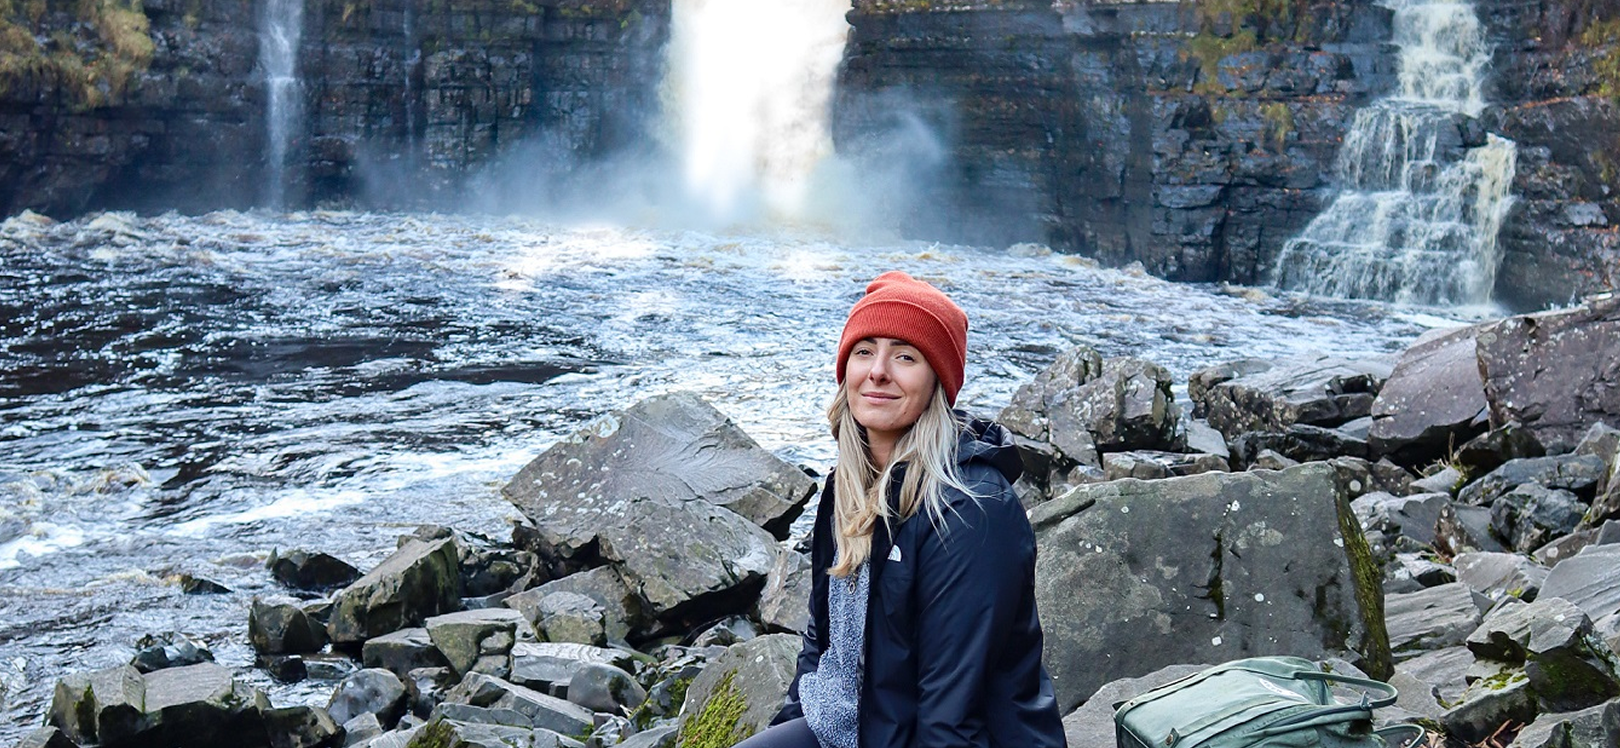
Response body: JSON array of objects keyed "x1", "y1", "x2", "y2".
[
  {"x1": 1272, "y1": 0, "x2": 1517, "y2": 307},
  {"x1": 259, "y1": 0, "x2": 305, "y2": 208},
  {"x1": 0, "y1": 209, "x2": 1450, "y2": 738}
]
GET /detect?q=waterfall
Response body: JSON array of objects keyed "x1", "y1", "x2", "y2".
[
  {"x1": 1271, "y1": 0, "x2": 1517, "y2": 307},
  {"x1": 666, "y1": 0, "x2": 852, "y2": 224},
  {"x1": 259, "y1": 0, "x2": 305, "y2": 208}
]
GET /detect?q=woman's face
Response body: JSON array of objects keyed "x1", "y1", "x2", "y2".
[{"x1": 846, "y1": 337, "x2": 938, "y2": 444}]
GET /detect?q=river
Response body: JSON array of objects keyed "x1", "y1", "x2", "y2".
[{"x1": 0, "y1": 208, "x2": 1452, "y2": 739}]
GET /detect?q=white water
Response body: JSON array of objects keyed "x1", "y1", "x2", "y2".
[
  {"x1": 1272, "y1": 0, "x2": 1517, "y2": 307},
  {"x1": 666, "y1": 0, "x2": 852, "y2": 223},
  {"x1": 259, "y1": 0, "x2": 304, "y2": 207}
]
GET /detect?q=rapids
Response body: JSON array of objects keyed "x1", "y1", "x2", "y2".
[{"x1": 0, "y1": 209, "x2": 1444, "y2": 738}]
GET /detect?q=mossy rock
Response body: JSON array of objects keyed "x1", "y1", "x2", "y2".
[{"x1": 675, "y1": 634, "x2": 799, "y2": 748}]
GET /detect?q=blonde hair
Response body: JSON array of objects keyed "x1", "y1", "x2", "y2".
[{"x1": 826, "y1": 381, "x2": 977, "y2": 577}]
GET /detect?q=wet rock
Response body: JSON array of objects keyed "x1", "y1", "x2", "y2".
[
  {"x1": 251, "y1": 598, "x2": 329, "y2": 655},
  {"x1": 1070, "y1": 357, "x2": 1183, "y2": 452},
  {"x1": 1477, "y1": 296, "x2": 1620, "y2": 454},
  {"x1": 1491, "y1": 484, "x2": 1587, "y2": 553},
  {"x1": 677, "y1": 634, "x2": 798, "y2": 745},
  {"x1": 1541, "y1": 544, "x2": 1620, "y2": 623},
  {"x1": 362, "y1": 628, "x2": 450, "y2": 680},
  {"x1": 1059, "y1": 663, "x2": 1208, "y2": 748},
  {"x1": 1193, "y1": 354, "x2": 1391, "y2": 440},
  {"x1": 131, "y1": 631, "x2": 215, "y2": 673},
  {"x1": 1368, "y1": 325, "x2": 1488, "y2": 465},
  {"x1": 328, "y1": 668, "x2": 408, "y2": 728},
  {"x1": 1454, "y1": 552, "x2": 1549, "y2": 603},
  {"x1": 1102, "y1": 450, "x2": 1228, "y2": 480},
  {"x1": 328, "y1": 536, "x2": 461, "y2": 644},
  {"x1": 262, "y1": 705, "x2": 342, "y2": 748},
  {"x1": 425, "y1": 609, "x2": 520, "y2": 679},
  {"x1": 1386, "y1": 583, "x2": 1491, "y2": 660},
  {"x1": 1442, "y1": 668, "x2": 1538, "y2": 744},
  {"x1": 1395, "y1": 646, "x2": 1473, "y2": 709},
  {"x1": 510, "y1": 642, "x2": 636, "y2": 696},
  {"x1": 1435, "y1": 503, "x2": 1507, "y2": 556},
  {"x1": 1509, "y1": 701, "x2": 1620, "y2": 748},
  {"x1": 505, "y1": 566, "x2": 640, "y2": 646},
  {"x1": 1186, "y1": 359, "x2": 1272, "y2": 417},
  {"x1": 48, "y1": 665, "x2": 146, "y2": 745},
  {"x1": 1459, "y1": 455, "x2": 1606, "y2": 507},
  {"x1": 269, "y1": 549, "x2": 362, "y2": 591},
  {"x1": 753, "y1": 546, "x2": 811, "y2": 634},
  {"x1": 1031, "y1": 462, "x2": 1386, "y2": 711},
  {"x1": 1457, "y1": 422, "x2": 1546, "y2": 479},
  {"x1": 1466, "y1": 597, "x2": 1620, "y2": 711},
  {"x1": 141, "y1": 662, "x2": 267, "y2": 747},
  {"x1": 444, "y1": 673, "x2": 595, "y2": 736},
  {"x1": 16, "y1": 726, "x2": 76, "y2": 748},
  {"x1": 566, "y1": 662, "x2": 646, "y2": 713},
  {"x1": 258, "y1": 655, "x2": 308, "y2": 683},
  {"x1": 503, "y1": 392, "x2": 814, "y2": 544}
]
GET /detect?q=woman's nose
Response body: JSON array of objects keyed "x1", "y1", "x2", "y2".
[{"x1": 866, "y1": 357, "x2": 889, "y2": 381}]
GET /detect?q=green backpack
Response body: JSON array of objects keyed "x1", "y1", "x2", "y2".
[{"x1": 1113, "y1": 657, "x2": 1426, "y2": 748}]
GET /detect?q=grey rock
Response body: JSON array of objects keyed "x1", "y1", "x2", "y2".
[
  {"x1": 617, "y1": 724, "x2": 677, "y2": 748},
  {"x1": 1412, "y1": 466, "x2": 1464, "y2": 496},
  {"x1": 1455, "y1": 552, "x2": 1550, "y2": 603},
  {"x1": 1102, "y1": 450, "x2": 1228, "y2": 480},
  {"x1": 329, "y1": 537, "x2": 462, "y2": 644},
  {"x1": 1459, "y1": 455, "x2": 1606, "y2": 507},
  {"x1": 691, "y1": 616, "x2": 758, "y2": 649},
  {"x1": 678, "y1": 634, "x2": 799, "y2": 743},
  {"x1": 327, "y1": 668, "x2": 407, "y2": 728},
  {"x1": 405, "y1": 667, "x2": 457, "y2": 719},
  {"x1": 1395, "y1": 646, "x2": 1474, "y2": 709},
  {"x1": 1251, "y1": 449, "x2": 1299, "y2": 470},
  {"x1": 1478, "y1": 296, "x2": 1620, "y2": 454},
  {"x1": 1537, "y1": 528, "x2": 1601, "y2": 568},
  {"x1": 131, "y1": 631, "x2": 215, "y2": 673},
  {"x1": 16, "y1": 727, "x2": 77, "y2": 748},
  {"x1": 1442, "y1": 668, "x2": 1538, "y2": 744},
  {"x1": 1187, "y1": 359, "x2": 1273, "y2": 417},
  {"x1": 1384, "y1": 553, "x2": 1457, "y2": 592},
  {"x1": 262, "y1": 704, "x2": 342, "y2": 748},
  {"x1": 529, "y1": 591, "x2": 607, "y2": 646},
  {"x1": 502, "y1": 392, "x2": 814, "y2": 543},
  {"x1": 1354, "y1": 491, "x2": 1447, "y2": 549},
  {"x1": 1457, "y1": 422, "x2": 1547, "y2": 479},
  {"x1": 1368, "y1": 325, "x2": 1488, "y2": 464},
  {"x1": 445, "y1": 673, "x2": 594, "y2": 736},
  {"x1": 1508, "y1": 700, "x2": 1620, "y2": 748},
  {"x1": 1184, "y1": 418, "x2": 1229, "y2": 457},
  {"x1": 1389, "y1": 669, "x2": 1446, "y2": 719},
  {"x1": 505, "y1": 566, "x2": 640, "y2": 645},
  {"x1": 566, "y1": 662, "x2": 646, "y2": 713},
  {"x1": 428, "y1": 703, "x2": 532, "y2": 727},
  {"x1": 270, "y1": 549, "x2": 362, "y2": 591},
  {"x1": 754, "y1": 545, "x2": 812, "y2": 634},
  {"x1": 1386, "y1": 583, "x2": 1491, "y2": 660},
  {"x1": 342, "y1": 712, "x2": 384, "y2": 746},
  {"x1": 509, "y1": 642, "x2": 636, "y2": 695},
  {"x1": 1491, "y1": 484, "x2": 1588, "y2": 553},
  {"x1": 425, "y1": 609, "x2": 521, "y2": 679},
  {"x1": 140, "y1": 662, "x2": 264, "y2": 747},
  {"x1": 1031, "y1": 463, "x2": 1386, "y2": 712},
  {"x1": 1542, "y1": 544, "x2": 1620, "y2": 622},
  {"x1": 362, "y1": 628, "x2": 449, "y2": 680},
  {"x1": 258, "y1": 654, "x2": 308, "y2": 683},
  {"x1": 1231, "y1": 424, "x2": 1369, "y2": 466},
  {"x1": 47, "y1": 665, "x2": 146, "y2": 746},
  {"x1": 1436, "y1": 503, "x2": 1508, "y2": 556},
  {"x1": 1060, "y1": 663, "x2": 1208, "y2": 748},
  {"x1": 1598, "y1": 520, "x2": 1620, "y2": 545},
  {"x1": 1467, "y1": 597, "x2": 1620, "y2": 711},
  {"x1": 251, "y1": 598, "x2": 329, "y2": 655},
  {"x1": 1073, "y1": 357, "x2": 1183, "y2": 452},
  {"x1": 1330, "y1": 457, "x2": 1415, "y2": 499},
  {"x1": 1195, "y1": 354, "x2": 1392, "y2": 440}
]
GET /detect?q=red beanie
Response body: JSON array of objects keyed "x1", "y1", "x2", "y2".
[{"x1": 836, "y1": 271, "x2": 969, "y2": 404}]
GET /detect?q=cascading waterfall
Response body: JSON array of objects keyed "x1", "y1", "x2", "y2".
[
  {"x1": 665, "y1": 0, "x2": 851, "y2": 223},
  {"x1": 258, "y1": 0, "x2": 305, "y2": 208},
  {"x1": 1271, "y1": 0, "x2": 1517, "y2": 306}
]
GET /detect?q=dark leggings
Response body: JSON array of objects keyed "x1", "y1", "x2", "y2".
[{"x1": 733, "y1": 717, "x2": 821, "y2": 748}]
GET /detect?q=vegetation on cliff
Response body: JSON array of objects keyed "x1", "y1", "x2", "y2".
[{"x1": 0, "y1": 0, "x2": 154, "y2": 107}]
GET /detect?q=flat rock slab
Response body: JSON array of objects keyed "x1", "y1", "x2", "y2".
[
  {"x1": 1541, "y1": 544, "x2": 1620, "y2": 622},
  {"x1": 1193, "y1": 354, "x2": 1392, "y2": 440},
  {"x1": 1030, "y1": 462, "x2": 1384, "y2": 712},
  {"x1": 502, "y1": 391, "x2": 814, "y2": 542},
  {"x1": 1386, "y1": 583, "x2": 1491, "y2": 660},
  {"x1": 1455, "y1": 551, "x2": 1550, "y2": 603},
  {"x1": 1478, "y1": 296, "x2": 1620, "y2": 453},
  {"x1": 1395, "y1": 646, "x2": 1474, "y2": 708},
  {"x1": 1369, "y1": 325, "x2": 1487, "y2": 464}
]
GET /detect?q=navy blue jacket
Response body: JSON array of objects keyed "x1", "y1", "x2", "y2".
[{"x1": 772, "y1": 418, "x2": 1067, "y2": 748}]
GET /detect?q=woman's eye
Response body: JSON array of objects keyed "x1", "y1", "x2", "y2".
[{"x1": 897, "y1": 353, "x2": 916, "y2": 362}]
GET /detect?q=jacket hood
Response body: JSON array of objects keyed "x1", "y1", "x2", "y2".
[{"x1": 955, "y1": 414, "x2": 1024, "y2": 486}]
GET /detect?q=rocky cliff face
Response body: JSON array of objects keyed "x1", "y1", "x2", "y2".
[
  {"x1": 0, "y1": 0, "x2": 667, "y2": 216},
  {"x1": 834, "y1": 0, "x2": 1620, "y2": 310}
]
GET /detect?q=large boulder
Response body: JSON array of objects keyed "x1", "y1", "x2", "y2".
[
  {"x1": 1368, "y1": 325, "x2": 1489, "y2": 465},
  {"x1": 51, "y1": 662, "x2": 275, "y2": 748},
  {"x1": 1477, "y1": 296, "x2": 1620, "y2": 453},
  {"x1": 329, "y1": 537, "x2": 462, "y2": 644},
  {"x1": 1192, "y1": 355, "x2": 1392, "y2": 441},
  {"x1": 502, "y1": 391, "x2": 814, "y2": 544},
  {"x1": 677, "y1": 634, "x2": 799, "y2": 747},
  {"x1": 1030, "y1": 462, "x2": 1389, "y2": 712},
  {"x1": 442, "y1": 673, "x2": 594, "y2": 737}
]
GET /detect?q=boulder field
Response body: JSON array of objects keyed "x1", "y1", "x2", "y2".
[{"x1": 26, "y1": 294, "x2": 1620, "y2": 748}]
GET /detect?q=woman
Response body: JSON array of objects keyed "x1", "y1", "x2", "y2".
[{"x1": 744, "y1": 271, "x2": 1066, "y2": 748}]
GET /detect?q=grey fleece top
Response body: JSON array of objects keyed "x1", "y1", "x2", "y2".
[{"x1": 798, "y1": 558, "x2": 870, "y2": 748}]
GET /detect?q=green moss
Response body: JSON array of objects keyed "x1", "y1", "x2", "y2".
[
  {"x1": 1478, "y1": 668, "x2": 1527, "y2": 691},
  {"x1": 1260, "y1": 101, "x2": 1293, "y2": 152},
  {"x1": 1334, "y1": 485, "x2": 1392, "y2": 681},
  {"x1": 678, "y1": 670, "x2": 754, "y2": 748},
  {"x1": 1182, "y1": 0, "x2": 1315, "y2": 95},
  {"x1": 0, "y1": 0, "x2": 154, "y2": 107},
  {"x1": 405, "y1": 718, "x2": 457, "y2": 748},
  {"x1": 1582, "y1": 17, "x2": 1620, "y2": 104}
]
